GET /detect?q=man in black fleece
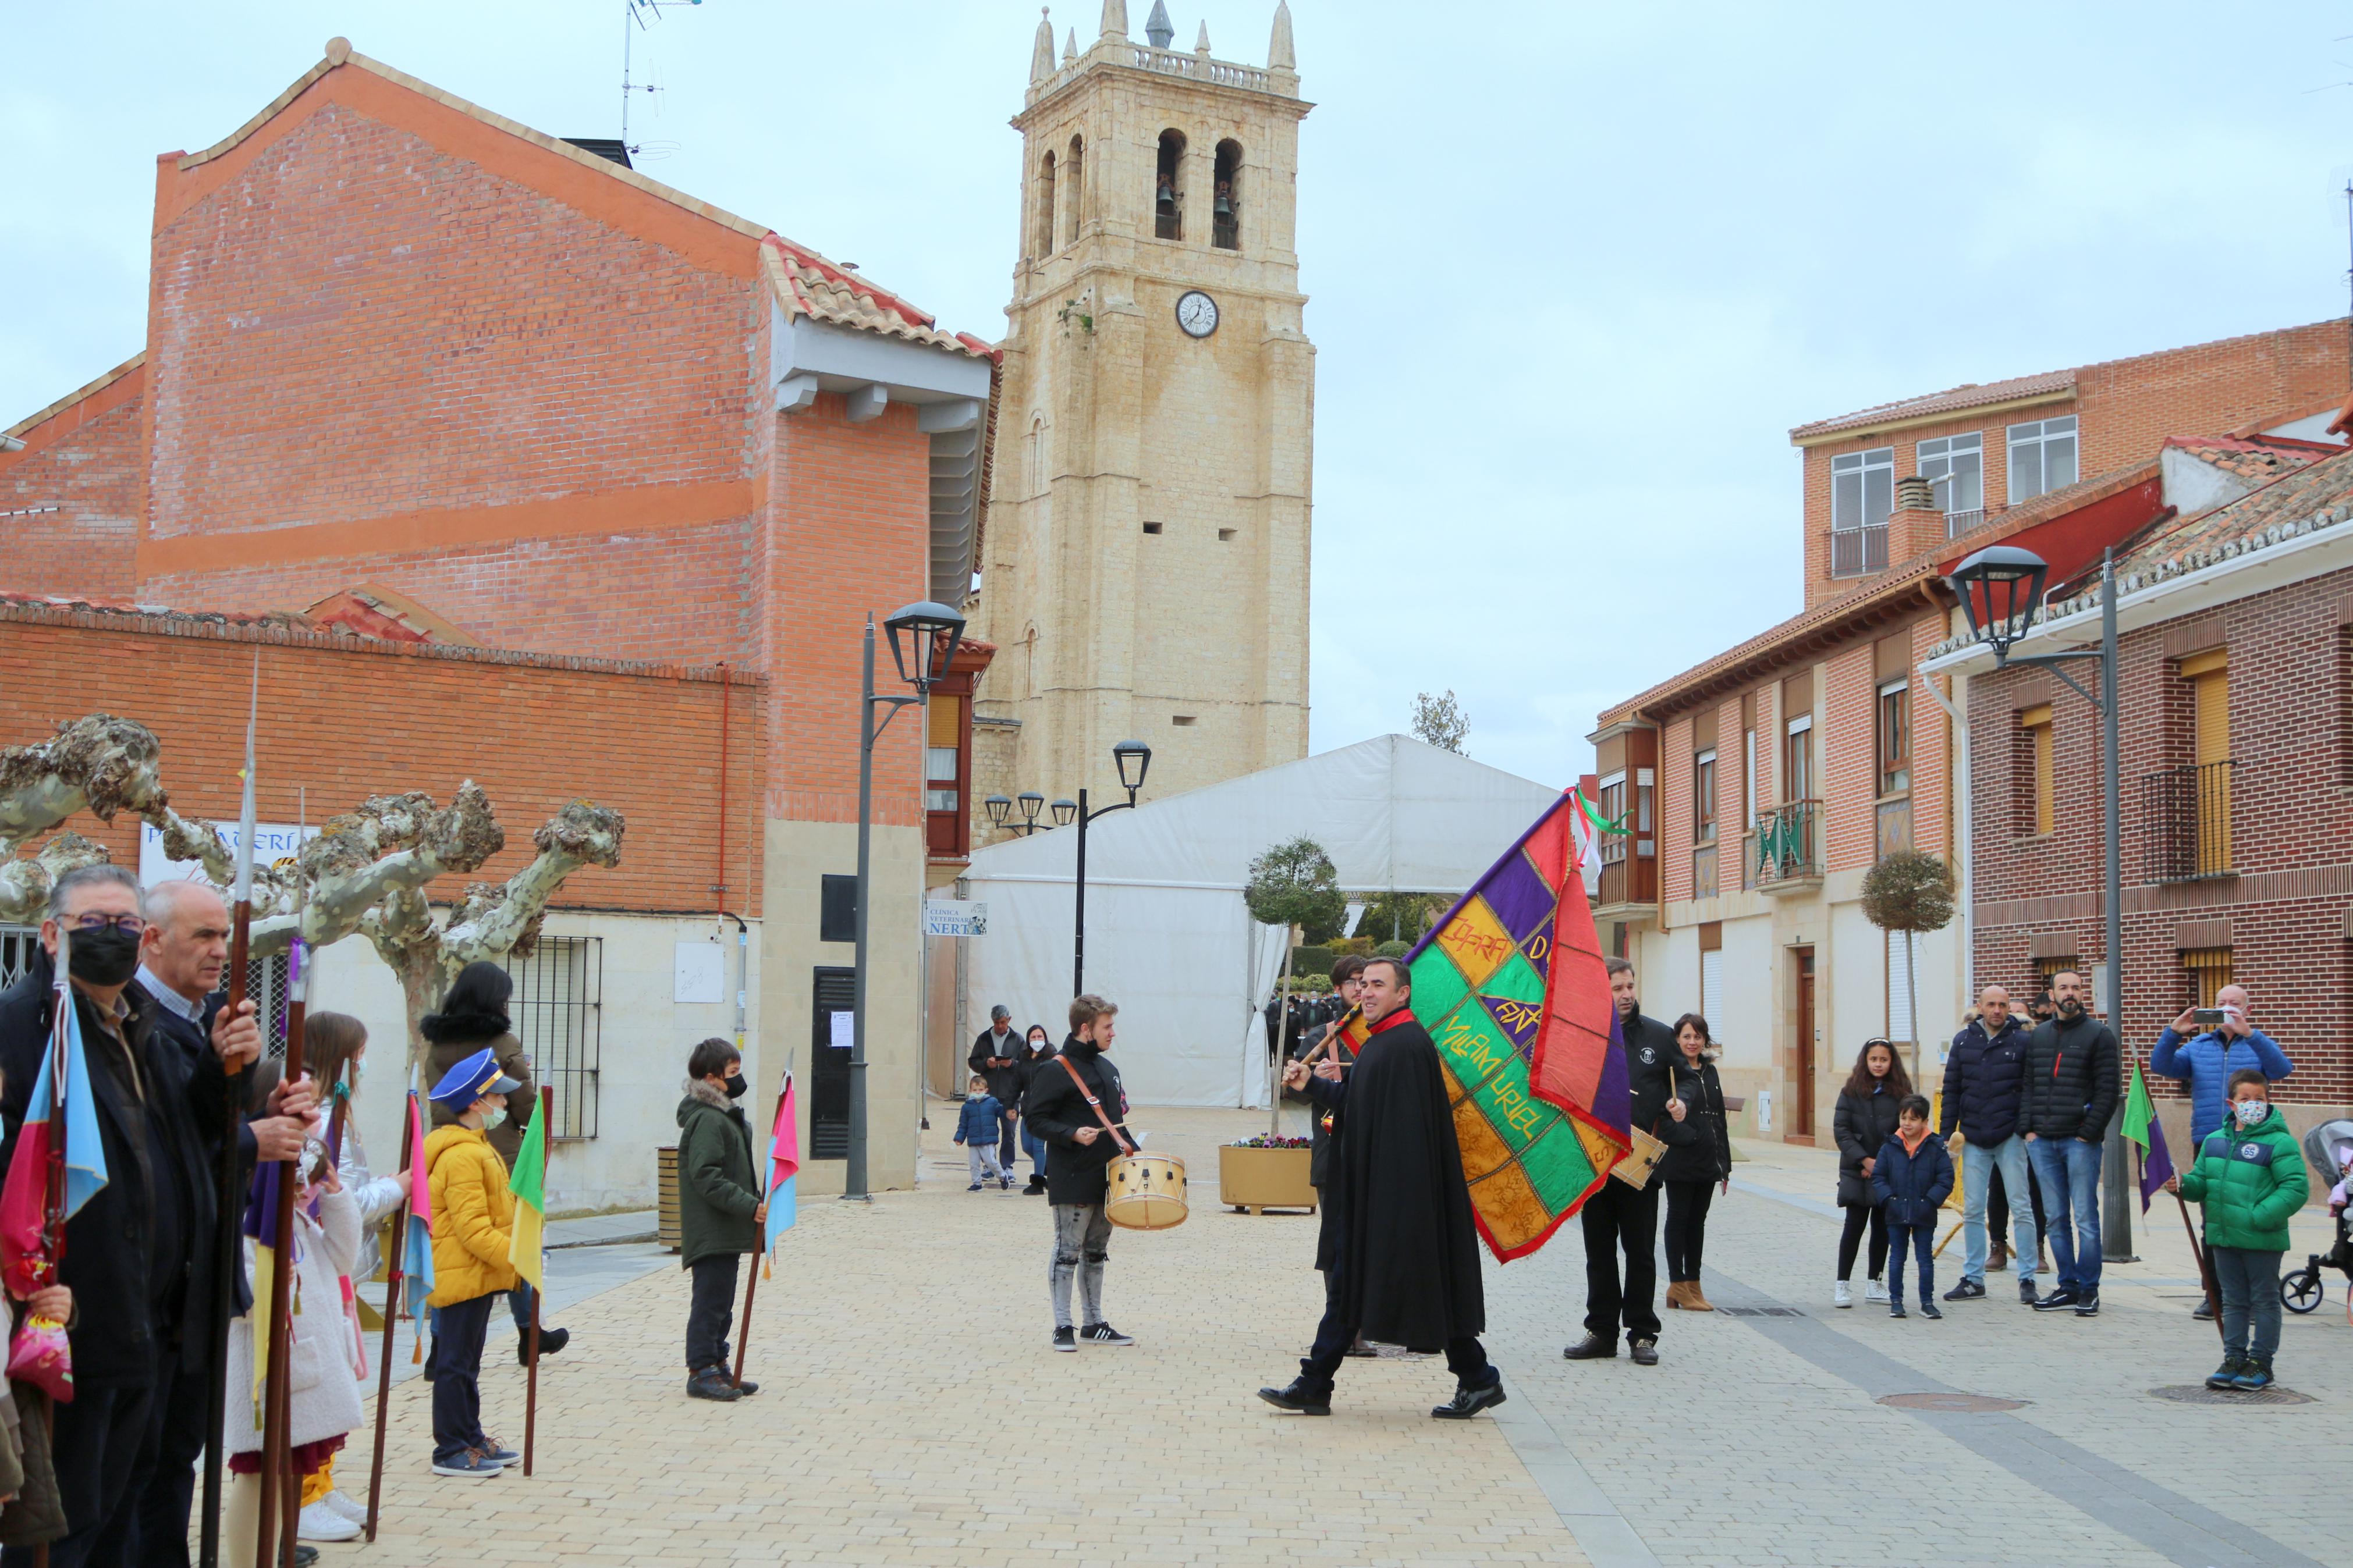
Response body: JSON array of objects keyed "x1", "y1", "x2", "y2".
[
  {"x1": 2017, "y1": 968, "x2": 2120, "y2": 1317},
  {"x1": 1021, "y1": 994, "x2": 1136, "y2": 1352},
  {"x1": 1563, "y1": 957, "x2": 1678, "y2": 1366}
]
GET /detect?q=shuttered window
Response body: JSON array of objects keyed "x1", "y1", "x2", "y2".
[
  {"x1": 2021, "y1": 704, "x2": 2053, "y2": 837},
  {"x1": 2184, "y1": 649, "x2": 2230, "y2": 874}
]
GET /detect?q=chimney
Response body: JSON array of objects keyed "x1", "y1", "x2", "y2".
[{"x1": 1888, "y1": 474, "x2": 1947, "y2": 563}]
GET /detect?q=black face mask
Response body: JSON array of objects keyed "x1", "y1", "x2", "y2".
[
  {"x1": 64, "y1": 926, "x2": 141, "y2": 989},
  {"x1": 723, "y1": 1072, "x2": 748, "y2": 1100}
]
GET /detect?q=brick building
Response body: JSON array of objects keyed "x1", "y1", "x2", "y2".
[
  {"x1": 1930, "y1": 435, "x2": 2353, "y2": 1144},
  {"x1": 1591, "y1": 321, "x2": 2348, "y2": 1147},
  {"x1": 0, "y1": 40, "x2": 1004, "y2": 1193}
]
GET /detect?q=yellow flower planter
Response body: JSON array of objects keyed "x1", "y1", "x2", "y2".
[{"x1": 1218, "y1": 1144, "x2": 1318, "y2": 1215}]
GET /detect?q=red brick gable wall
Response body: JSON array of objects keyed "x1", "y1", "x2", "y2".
[{"x1": 1, "y1": 365, "x2": 145, "y2": 602}]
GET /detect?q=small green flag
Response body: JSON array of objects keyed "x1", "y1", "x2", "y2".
[
  {"x1": 508, "y1": 1104, "x2": 547, "y2": 1290},
  {"x1": 2120, "y1": 1062, "x2": 2175, "y2": 1211}
]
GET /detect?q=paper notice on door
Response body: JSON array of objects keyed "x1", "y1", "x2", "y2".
[{"x1": 829, "y1": 1009, "x2": 854, "y2": 1050}]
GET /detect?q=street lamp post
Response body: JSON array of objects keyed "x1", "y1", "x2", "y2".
[
  {"x1": 847, "y1": 599, "x2": 965, "y2": 1203},
  {"x1": 1948, "y1": 543, "x2": 2131, "y2": 1261},
  {"x1": 1071, "y1": 740, "x2": 1152, "y2": 997}
]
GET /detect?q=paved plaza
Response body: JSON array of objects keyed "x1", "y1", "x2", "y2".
[{"x1": 338, "y1": 1106, "x2": 2349, "y2": 1567}]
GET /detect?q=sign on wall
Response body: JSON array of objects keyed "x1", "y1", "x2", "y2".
[
  {"x1": 139, "y1": 821, "x2": 319, "y2": 886},
  {"x1": 924, "y1": 899, "x2": 988, "y2": 938},
  {"x1": 674, "y1": 941, "x2": 726, "y2": 1004}
]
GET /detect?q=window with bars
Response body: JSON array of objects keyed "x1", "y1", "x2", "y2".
[
  {"x1": 2182, "y1": 947, "x2": 2233, "y2": 1008},
  {"x1": 502, "y1": 937, "x2": 603, "y2": 1140},
  {"x1": 0, "y1": 928, "x2": 36, "y2": 991}
]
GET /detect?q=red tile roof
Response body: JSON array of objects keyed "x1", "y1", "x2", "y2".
[
  {"x1": 2164, "y1": 433, "x2": 2341, "y2": 483},
  {"x1": 1790, "y1": 369, "x2": 2074, "y2": 442}
]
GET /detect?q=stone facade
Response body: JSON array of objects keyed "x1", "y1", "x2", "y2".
[{"x1": 969, "y1": 6, "x2": 1314, "y2": 831}]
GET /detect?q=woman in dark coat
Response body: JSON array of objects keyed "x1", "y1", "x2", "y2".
[
  {"x1": 1832, "y1": 1038, "x2": 1911, "y2": 1309},
  {"x1": 1659, "y1": 1014, "x2": 1733, "y2": 1312},
  {"x1": 1014, "y1": 1025, "x2": 1054, "y2": 1193}
]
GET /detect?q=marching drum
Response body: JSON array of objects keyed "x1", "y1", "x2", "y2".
[{"x1": 1105, "y1": 1152, "x2": 1189, "y2": 1231}]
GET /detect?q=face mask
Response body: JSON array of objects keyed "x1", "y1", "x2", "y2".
[
  {"x1": 64, "y1": 925, "x2": 141, "y2": 988},
  {"x1": 2233, "y1": 1099, "x2": 2269, "y2": 1127},
  {"x1": 480, "y1": 1106, "x2": 507, "y2": 1132},
  {"x1": 724, "y1": 1072, "x2": 748, "y2": 1100}
]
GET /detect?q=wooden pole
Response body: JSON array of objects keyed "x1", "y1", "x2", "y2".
[
  {"x1": 2174, "y1": 1192, "x2": 2227, "y2": 1345},
  {"x1": 254, "y1": 981, "x2": 308, "y2": 1568},
  {"x1": 520, "y1": 1083, "x2": 550, "y2": 1477},
  {"x1": 363, "y1": 1094, "x2": 415, "y2": 1544},
  {"x1": 201, "y1": 909, "x2": 251, "y2": 1568},
  {"x1": 730, "y1": 1261, "x2": 760, "y2": 1389}
]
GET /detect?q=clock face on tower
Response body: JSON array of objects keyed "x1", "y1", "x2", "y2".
[{"x1": 1175, "y1": 290, "x2": 1219, "y2": 338}]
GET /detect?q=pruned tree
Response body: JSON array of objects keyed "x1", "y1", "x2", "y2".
[
  {"x1": 1411, "y1": 689, "x2": 1469, "y2": 754},
  {"x1": 0, "y1": 714, "x2": 625, "y2": 1075},
  {"x1": 1861, "y1": 848, "x2": 1957, "y2": 1080},
  {"x1": 1244, "y1": 835, "x2": 1344, "y2": 1132}
]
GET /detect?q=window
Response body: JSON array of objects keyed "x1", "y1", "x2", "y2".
[
  {"x1": 1035, "y1": 151, "x2": 1056, "y2": 255},
  {"x1": 1154, "y1": 130, "x2": 1186, "y2": 240},
  {"x1": 2007, "y1": 415, "x2": 2078, "y2": 504},
  {"x1": 1918, "y1": 432, "x2": 1983, "y2": 534},
  {"x1": 2185, "y1": 648, "x2": 2231, "y2": 874},
  {"x1": 925, "y1": 696, "x2": 962, "y2": 819},
  {"x1": 1064, "y1": 134, "x2": 1086, "y2": 247},
  {"x1": 1026, "y1": 415, "x2": 1048, "y2": 496},
  {"x1": 1886, "y1": 929, "x2": 1919, "y2": 1046},
  {"x1": 1212, "y1": 140, "x2": 1243, "y2": 250},
  {"x1": 1141, "y1": 521, "x2": 1163, "y2": 534},
  {"x1": 1832, "y1": 447, "x2": 1894, "y2": 533},
  {"x1": 2182, "y1": 947, "x2": 2234, "y2": 1008},
  {"x1": 0, "y1": 928, "x2": 33, "y2": 991},
  {"x1": 1170, "y1": 714, "x2": 1196, "y2": 726},
  {"x1": 1699, "y1": 923, "x2": 1724, "y2": 1026},
  {"x1": 1598, "y1": 773, "x2": 1628, "y2": 866},
  {"x1": 1216, "y1": 527, "x2": 1235, "y2": 542},
  {"x1": 1693, "y1": 748, "x2": 1717, "y2": 842},
  {"x1": 1784, "y1": 712, "x2": 1813, "y2": 802},
  {"x1": 503, "y1": 936, "x2": 603, "y2": 1140},
  {"x1": 2019, "y1": 703, "x2": 2053, "y2": 837},
  {"x1": 1876, "y1": 679, "x2": 1910, "y2": 797}
]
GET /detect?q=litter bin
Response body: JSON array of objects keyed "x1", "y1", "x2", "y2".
[{"x1": 656, "y1": 1145, "x2": 682, "y2": 1252}]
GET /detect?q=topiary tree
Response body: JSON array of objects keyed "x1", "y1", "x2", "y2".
[
  {"x1": 1861, "y1": 848, "x2": 1957, "y2": 1080},
  {"x1": 1374, "y1": 938, "x2": 1410, "y2": 959},
  {"x1": 1245, "y1": 836, "x2": 1344, "y2": 1132}
]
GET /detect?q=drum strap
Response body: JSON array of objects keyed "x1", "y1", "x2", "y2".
[{"x1": 1057, "y1": 1057, "x2": 1135, "y2": 1157}]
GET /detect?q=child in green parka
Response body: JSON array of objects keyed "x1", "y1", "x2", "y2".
[{"x1": 2166, "y1": 1068, "x2": 2308, "y2": 1392}]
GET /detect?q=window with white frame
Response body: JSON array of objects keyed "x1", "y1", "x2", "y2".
[
  {"x1": 2007, "y1": 415, "x2": 2078, "y2": 504},
  {"x1": 1917, "y1": 433, "x2": 1982, "y2": 525},
  {"x1": 1831, "y1": 447, "x2": 1894, "y2": 534}
]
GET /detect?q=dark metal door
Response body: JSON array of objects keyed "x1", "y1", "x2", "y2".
[{"x1": 810, "y1": 966, "x2": 855, "y2": 1160}]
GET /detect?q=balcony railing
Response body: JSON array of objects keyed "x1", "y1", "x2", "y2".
[
  {"x1": 2142, "y1": 760, "x2": 2234, "y2": 881},
  {"x1": 1829, "y1": 524, "x2": 1887, "y2": 578},
  {"x1": 1755, "y1": 799, "x2": 1823, "y2": 886},
  {"x1": 1944, "y1": 507, "x2": 1986, "y2": 538}
]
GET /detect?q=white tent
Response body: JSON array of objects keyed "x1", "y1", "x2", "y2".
[{"x1": 960, "y1": 735, "x2": 1562, "y2": 1107}]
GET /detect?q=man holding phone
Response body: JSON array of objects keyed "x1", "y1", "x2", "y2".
[{"x1": 2152, "y1": 984, "x2": 2292, "y2": 1318}]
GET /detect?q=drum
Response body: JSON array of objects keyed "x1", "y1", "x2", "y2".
[
  {"x1": 1607, "y1": 1126, "x2": 1667, "y2": 1189},
  {"x1": 1105, "y1": 1152, "x2": 1189, "y2": 1231}
]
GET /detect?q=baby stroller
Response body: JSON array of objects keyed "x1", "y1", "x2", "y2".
[{"x1": 2281, "y1": 1118, "x2": 2353, "y2": 1315}]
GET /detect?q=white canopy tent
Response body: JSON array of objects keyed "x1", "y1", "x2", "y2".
[{"x1": 960, "y1": 735, "x2": 1562, "y2": 1107}]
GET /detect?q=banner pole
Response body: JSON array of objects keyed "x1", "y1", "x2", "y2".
[
  {"x1": 520, "y1": 1084, "x2": 550, "y2": 1477},
  {"x1": 363, "y1": 1095, "x2": 415, "y2": 1543}
]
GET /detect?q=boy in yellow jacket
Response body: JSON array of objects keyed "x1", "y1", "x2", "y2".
[{"x1": 425, "y1": 1048, "x2": 523, "y2": 1478}]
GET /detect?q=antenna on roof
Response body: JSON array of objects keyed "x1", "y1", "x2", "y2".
[{"x1": 622, "y1": 0, "x2": 701, "y2": 161}]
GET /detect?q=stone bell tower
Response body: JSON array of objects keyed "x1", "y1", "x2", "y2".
[{"x1": 970, "y1": 1, "x2": 1314, "y2": 829}]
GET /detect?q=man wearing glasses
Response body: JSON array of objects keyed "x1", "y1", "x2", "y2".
[{"x1": 0, "y1": 866, "x2": 289, "y2": 1566}]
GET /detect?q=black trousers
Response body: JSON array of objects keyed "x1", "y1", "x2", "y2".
[
  {"x1": 1988, "y1": 1161, "x2": 2046, "y2": 1243},
  {"x1": 1297, "y1": 1298, "x2": 1491, "y2": 1398},
  {"x1": 1580, "y1": 1176, "x2": 1660, "y2": 1342},
  {"x1": 0, "y1": 1378, "x2": 156, "y2": 1568},
  {"x1": 430, "y1": 1293, "x2": 495, "y2": 1463},
  {"x1": 687, "y1": 1254, "x2": 740, "y2": 1373},
  {"x1": 1662, "y1": 1179, "x2": 1715, "y2": 1283},
  {"x1": 129, "y1": 1349, "x2": 207, "y2": 1568},
  {"x1": 996, "y1": 1111, "x2": 1019, "y2": 1176},
  {"x1": 1837, "y1": 1204, "x2": 1890, "y2": 1281}
]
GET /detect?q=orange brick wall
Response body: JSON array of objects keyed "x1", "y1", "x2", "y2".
[
  {"x1": 0, "y1": 608, "x2": 766, "y2": 916},
  {"x1": 1659, "y1": 714, "x2": 1692, "y2": 904},
  {"x1": 1800, "y1": 319, "x2": 2349, "y2": 605},
  {"x1": 1822, "y1": 644, "x2": 1875, "y2": 874},
  {"x1": 0, "y1": 367, "x2": 145, "y2": 602},
  {"x1": 1908, "y1": 616, "x2": 1949, "y2": 857}
]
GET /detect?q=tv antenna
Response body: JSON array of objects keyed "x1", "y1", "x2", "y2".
[{"x1": 623, "y1": 0, "x2": 701, "y2": 159}]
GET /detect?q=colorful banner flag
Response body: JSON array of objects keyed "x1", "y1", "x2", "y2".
[
  {"x1": 400, "y1": 1090, "x2": 434, "y2": 1314},
  {"x1": 241, "y1": 1150, "x2": 286, "y2": 1405},
  {"x1": 2121, "y1": 1061, "x2": 2176, "y2": 1213},
  {"x1": 1342, "y1": 791, "x2": 1630, "y2": 1261},
  {"x1": 0, "y1": 970, "x2": 112, "y2": 1298},
  {"x1": 507, "y1": 1096, "x2": 546, "y2": 1292},
  {"x1": 764, "y1": 1072, "x2": 800, "y2": 1262}
]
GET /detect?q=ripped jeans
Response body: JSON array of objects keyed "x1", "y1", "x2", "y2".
[{"x1": 1049, "y1": 1202, "x2": 1113, "y2": 1329}]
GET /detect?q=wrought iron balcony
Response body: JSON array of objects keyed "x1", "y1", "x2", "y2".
[
  {"x1": 1829, "y1": 524, "x2": 1887, "y2": 578},
  {"x1": 1755, "y1": 799, "x2": 1823, "y2": 890},
  {"x1": 2141, "y1": 760, "x2": 2234, "y2": 881}
]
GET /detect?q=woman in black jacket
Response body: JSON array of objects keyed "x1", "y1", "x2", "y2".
[
  {"x1": 1832, "y1": 1038, "x2": 1911, "y2": 1309},
  {"x1": 1659, "y1": 1015, "x2": 1733, "y2": 1312},
  {"x1": 1014, "y1": 1025, "x2": 1055, "y2": 1193}
]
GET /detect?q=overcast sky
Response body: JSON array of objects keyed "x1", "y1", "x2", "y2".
[{"x1": 8, "y1": 2, "x2": 2353, "y2": 788}]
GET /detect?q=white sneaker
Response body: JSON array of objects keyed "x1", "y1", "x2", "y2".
[
  {"x1": 298, "y1": 1499, "x2": 363, "y2": 1542},
  {"x1": 1865, "y1": 1278, "x2": 1889, "y2": 1302},
  {"x1": 321, "y1": 1489, "x2": 368, "y2": 1524},
  {"x1": 1833, "y1": 1279, "x2": 1852, "y2": 1309}
]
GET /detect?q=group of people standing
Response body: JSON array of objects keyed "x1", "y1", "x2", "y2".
[{"x1": 963, "y1": 1007, "x2": 1058, "y2": 1194}]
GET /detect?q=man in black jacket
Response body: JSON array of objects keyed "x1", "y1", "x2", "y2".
[
  {"x1": 2016, "y1": 968, "x2": 2120, "y2": 1317},
  {"x1": 0, "y1": 865, "x2": 282, "y2": 1568},
  {"x1": 1021, "y1": 995, "x2": 1135, "y2": 1352},
  {"x1": 1563, "y1": 958, "x2": 1677, "y2": 1366},
  {"x1": 970, "y1": 1004, "x2": 1023, "y2": 1178},
  {"x1": 1939, "y1": 983, "x2": 2039, "y2": 1305}
]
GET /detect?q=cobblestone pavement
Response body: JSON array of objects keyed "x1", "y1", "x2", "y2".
[{"x1": 327, "y1": 1105, "x2": 2348, "y2": 1567}]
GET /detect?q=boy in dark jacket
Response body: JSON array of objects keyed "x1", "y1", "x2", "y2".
[
  {"x1": 2016, "y1": 969, "x2": 2121, "y2": 1316},
  {"x1": 1871, "y1": 1095, "x2": 1955, "y2": 1320},
  {"x1": 675, "y1": 1037, "x2": 767, "y2": 1403},
  {"x1": 954, "y1": 1075, "x2": 1010, "y2": 1190}
]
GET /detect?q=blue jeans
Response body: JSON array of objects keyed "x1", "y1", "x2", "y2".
[
  {"x1": 1021, "y1": 1119, "x2": 1048, "y2": 1176},
  {"x1": 2209, "y1": 1245, "x2": 2283, "y2": 1360},
  {"x1": 429, "y1": 1293, "x2": 496, "y2": 1462},
  {"x1": 1961, "y1": 1134, "x2": 2038, "y2": 1284},
  {"x1": 1888, "y1": 1222, "x2": 1935, "y2": 1307},
  {"x1": 2026, "y1": 1135, "x2": 2103, "y2": 1291}
]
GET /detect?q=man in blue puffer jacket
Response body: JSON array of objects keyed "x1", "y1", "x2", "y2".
[
  {"x1": 1939, "y1": 984, "x2": 2039, "y2": 1304},
  {"x1": 2151, "y1": 983, "x2": 2291, "y2": 1319}
]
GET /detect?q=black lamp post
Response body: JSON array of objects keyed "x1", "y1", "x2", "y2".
[
  {"x1": 984, "y1": 791, "x2": 1050, "y2": 835},
  {"x1": 1071, "y1": 741, "x2": 1152, "y2": 997},
  {"x1": 1949, "y1": 543, "x2": 2131, "y2": 1262},
  {"x1": 846, "y1": 599, "x2": 964, "y2": 1202}
]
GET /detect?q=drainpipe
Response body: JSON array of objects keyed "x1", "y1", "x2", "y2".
[{"x1": 1915, "y1": 662, "x2": 1970, "y2": 1004}]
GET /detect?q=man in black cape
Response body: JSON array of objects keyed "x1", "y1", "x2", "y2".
[{"x1": 1258, "y1": 957, "x2": 1504, "y2": 1420}]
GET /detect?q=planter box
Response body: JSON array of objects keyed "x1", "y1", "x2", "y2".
[{"x1": 1218, "y1": 1145, "x2": 1318, "y2": 1214}]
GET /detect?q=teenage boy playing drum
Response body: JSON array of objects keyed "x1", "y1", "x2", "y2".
[{"x1": 1023, "y1": 994, "x2": 1138, "y2": 1352}]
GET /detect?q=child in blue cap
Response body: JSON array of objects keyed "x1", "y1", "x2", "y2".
[{"x1": 424, "y1": 1046, "x2": 523, "y2": 1478}]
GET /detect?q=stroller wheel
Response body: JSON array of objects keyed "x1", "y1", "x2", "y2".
[{"x1": 2281, "y1": 1265, "x2": 2324, "y2": 1315}]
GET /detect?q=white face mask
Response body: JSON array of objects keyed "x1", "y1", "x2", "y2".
[
  {"x1": 2232, "y1": 1098, "x2": 2269, "y2": 1127},
  {"x1": 480, "y1": 1105, "x2": 508, "y2": 1132}
]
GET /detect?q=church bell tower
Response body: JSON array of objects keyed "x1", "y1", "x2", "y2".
[{"x1": 970, "y1": 1, "x2": 1314, "y2": 829}]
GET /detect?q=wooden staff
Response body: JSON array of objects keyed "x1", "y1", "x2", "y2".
[
  {"x1": 2146, "y1": 1145, "x2": 2227, "y2": 1345},
  {"x1": 521, "y1": 1084, "x2": 550, "y2": 1477},
  {"x1": 363, "y1": 1093, "x2": 416, "y2": 1543},
  {"x1": 732, "y1": 1075, "x2": 778, "y2": 1389},
  {"x1": 254, "y1": 957, "x2": 309, "y2": 1568},
  {"x1": 34, "y1": 934, "x2": 72, "y2": 1568}
]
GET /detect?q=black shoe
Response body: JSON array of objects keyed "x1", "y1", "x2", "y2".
[
  {"x1": 2230, "y1": 1354, "x2": 2274, "y2": 1392},
  {"x1": 296, "y1": 1550, "x2": 320, "y2": 1568},
  {"x1": 2018, "y1": 1277, "x2": 2039, "y2": 1304},
  {"x1": 1943, "y1": 1278, "x2": 1985, "y2": 1301},
  {"x1": 1919, "y1": 1302, "x2": 1942, "y2": 1320},
  {"x1": 2031, "y1": 1286, "x2": 2080, "y2": 1311},
  {"x1": 1257, "y1": 1379, "x2": 1332, "y2": 1415},
  {"x1": 1889, "y1": 1303, "x2": 1907, "y2": 1319},
  {"x1": 686, "y1": 1368, "x2": 741, "y2": 1402},
  {"x1": 1431, "y1": 1379, "x2": 1506, "y2": 1420},
  {"x1": 2206, "y1": 1354, "x2": 2248, "y2": 1391},
  {"x1": 1561, "y1": 1332, "x2": 1617, "y2": 1360},
  {"x1": 1051, "y1": 1326, "x2": 1076, "y2": 1353},
  {"x1": 1079, "y1": 1321, "x2": 1134, "y2": 1346},
  {"x1": 1024, "y1": 1178, "x2": 1047, "y2": 1194},
  {"x1": 2072, "y1": 1288, "x2": 2100, "y2": 1317},
  {"x1": 1629, "y1": 1338, "x2": 1659, "y2": 1367},
  {"x1": 520, "y1": 1325, "x2": 570, "y2": 1366},
  {"x1": 2191, "y1": 1298, "x2": 2215, "y2": 1321},
  {"x1": 733, "y1": 1377, "x2": 760, "y2": 1395}
]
